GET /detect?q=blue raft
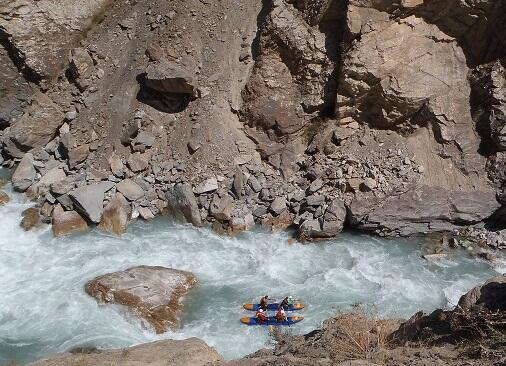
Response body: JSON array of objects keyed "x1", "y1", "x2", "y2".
[
  {"x1": 243, "y1": 303, "x2": 305, "y2": 311},
  {"x1": 240, "y1": 316, "x2": 303, "y2": 326}
]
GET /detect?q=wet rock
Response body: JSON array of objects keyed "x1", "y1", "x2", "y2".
[
  {"x1": 85, "y1": 266, "x2": 198, "y2": 333},
  {"x1": 4, "y1": 93, "x2": 64, "y2": 158},
  {"x1": 0, "y1": 191, "x2": 9, "y2": 206},
  {"x1": 166, "y1": 183, "x2": 202, "y2": 226},
  {"x1": 194, "y1": 178, "x2": 218, "y2": 195},
  {"x1": 11, "y1": 153, "x2": 36, "y2": 192},
  {"x1": 457, "y1": 275, "x2": 506, "y2": 312},
  {"x1": 117, "y1": 179, "x2": 145, "y2": 201},
  {"x1": 69, "y1": 182, "x2": 115, "y2": 223},
  {"x1": 209, "y1": 194, "x2": 234, "y2": 221},
  {"x1": 98, "y1": 193, "x2": 131, "y2": 235},
  {"x1": 52, "y1": 208, "x2": 89, "y2": 237},
  {"x1": 20, "y1": 207, "x2": 41, "y2": 231}
]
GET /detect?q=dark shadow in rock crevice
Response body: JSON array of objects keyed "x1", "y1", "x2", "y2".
[
  {"x1": 136, "y1": 73, "x2": 191, "y2": 114},
  {"x1": 318, "y1": 0, "x2": 349, "y2": 118}
]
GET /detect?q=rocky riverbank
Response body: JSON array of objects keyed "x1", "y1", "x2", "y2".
[
  {"x1": 25, "y1": 275, "x2": 506, "y2": 366},
  {"x1": 0, "y1": 0, "x2": 504, "y2": 249}
]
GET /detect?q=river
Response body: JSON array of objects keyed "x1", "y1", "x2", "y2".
[{"x1": 0, "y1": 178, "x2": 502, "y2": 364}]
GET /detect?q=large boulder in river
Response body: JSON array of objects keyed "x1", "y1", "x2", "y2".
[
  {"x1": 85, "y1": 266, "x2": 198, "y2": 333},
  {"x1": 11, "y1": 153, "x2": 36, "y2": 192},
  {"x1": 3, "y1": 93, "x2": 64, "y2": 158},
  {"x1": 457, "y1": 275, "x2": 506, "y2": 312},
  {"x1": 26, "y1": 338, "x2": 222, "y2": 366},
  {"x1": 69, "y1": 181, "x2": 115, "y2": 223},
  {"x1": 166, "y1": 183, "x2": 202, "y2": 226},
  {"x1": 98, "y1": 193, "x2": 131, "y2": 235}
]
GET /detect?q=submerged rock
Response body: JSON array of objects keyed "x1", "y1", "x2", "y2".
[{"x1": 85, "y1": 266, "x2": 198, "y2": 333}]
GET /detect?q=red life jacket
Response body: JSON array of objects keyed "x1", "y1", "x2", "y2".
[{"x1": 276, "y1": 309, "x2": 285, "y2": 321}]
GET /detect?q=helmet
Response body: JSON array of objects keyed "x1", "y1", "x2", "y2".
[
  {"x1": 288, "y1": 296, "x2": 294, "y2": 300},
  {"x1": 259, "y1": 309, "x2": 264, "y2": 312}
]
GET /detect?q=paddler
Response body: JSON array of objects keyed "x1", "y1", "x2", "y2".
[
  {"x1": 276, "y1": 307, "x2": 287, "y2": 322},
  {"x1": 279, "y1": 296, "x2": 289, "y2": 309},
  {"x1": 256, "y1": 308, "x2": 268, "y2": 323},
  {"x1": 259, "y1": 295, "x2": 269, "y2": 310}
]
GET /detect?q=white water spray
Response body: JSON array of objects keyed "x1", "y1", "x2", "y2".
[{"x1": 0, "y1": 182, "x2": 501, "y2": 364}]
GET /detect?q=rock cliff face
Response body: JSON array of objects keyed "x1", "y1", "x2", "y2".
[{"x1": 0, "y1": 0, "x2": 504, "y2": 245}]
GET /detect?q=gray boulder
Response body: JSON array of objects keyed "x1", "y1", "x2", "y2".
[
  {"x1": 166, "y1": 184, "x2": 202, "y2": 226},
  {"x1": 349, "y1": 185, "x2": 500, "y2": 236},
  {"x1": 117, "y1": 179, "x2": 145, "y2": 201},
  {"x1": 69, "y1": 181, "x2": 115, "y2": 223},
  {"x1": 11, "y1": 153, "x2": 36, "y2": 192},
  {"x1": 209, "y1": 194, "x2": 234, "y2": 221}
]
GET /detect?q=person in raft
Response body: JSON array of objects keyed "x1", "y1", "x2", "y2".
[
  {"x1": 276, "y1": 307, "x2": 287, "y2": 322},
  {"x1": 256, "y1": 308, "x2": 268, "y2": 323},
  {"x1": 279, "y1": 296, "x2": 295, "y2": 309},
  {"x1": 259, "y1": 295, "x2": 269, "y2": 310}
]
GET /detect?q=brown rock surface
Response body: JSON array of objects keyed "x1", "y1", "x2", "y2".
[
  {"x1": 27, "y1": 338, "x2": 222, "y2": 366},
  {"x1": 52, "y1": 209, "x2": 89, "y2": 237},
  {"x1": 98, "y1": 193, "x2": 131, "y2": 235},
  {"x1": 85, "y1": 266, "x2": 197, "y2": 333},
  {"x1": 0, "y1": 190, "x2": 9, "y2": 205},
  {"x1": 20, "y1": 207, "x2": 41, "y2": 231}
]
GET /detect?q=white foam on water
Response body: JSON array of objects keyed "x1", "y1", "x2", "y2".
[{"x1": 0, "y1": 184, "x2": 502, "y2": 364}]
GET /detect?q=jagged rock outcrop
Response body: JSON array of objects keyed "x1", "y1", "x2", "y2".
[
  {"x1": 348, "y1": 186, "x2": 501, "y2": 236},
  {"x1": 457, "y1": 275, "x2": 506, "y2": 312},
  {"x1": 0, "y1": 0, "x2": 113, "y2": 80},
  {"x1": 85, "y1": 266, "x2": 197, "y2": 333},
  {"x1": 471, "y1": 58, "x2": 506, "y2": 152},
  {"x1": 3, "y1": 93, "x2": 64, "y2": 158},
  {"x1": 26, "y1": 338, "x2": 222, "y2": 366}
]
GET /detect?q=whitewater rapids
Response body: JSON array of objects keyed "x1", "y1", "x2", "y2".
[{"x1": 0, "y1": 180, "x2": 501, "y2": 364}]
